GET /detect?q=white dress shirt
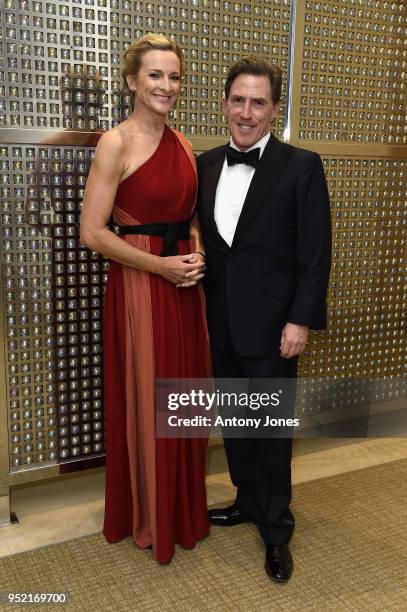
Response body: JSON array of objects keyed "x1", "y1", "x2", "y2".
[{"x1": 214, "y1": 132, "x2": 270, "y2": 247}]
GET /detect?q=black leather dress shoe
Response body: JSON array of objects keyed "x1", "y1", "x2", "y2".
[
  {"x1": 265, "y1": 543, "x2": 293, "y2": 582},
  {"x1": 208, "y1": 504, "x2": 252, "y2": 526}
]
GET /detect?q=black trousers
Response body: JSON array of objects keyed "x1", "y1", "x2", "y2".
[{"x1": 211, "y1": 335, "x2": 298, "y2": 545}]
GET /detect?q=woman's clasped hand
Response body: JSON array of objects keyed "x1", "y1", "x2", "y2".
[{"x1": 155, "y1": 252, "x2": 206, "y2": 287}]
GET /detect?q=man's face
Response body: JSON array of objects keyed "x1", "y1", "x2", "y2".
[{"x1": 221, "y1": 74, "x2": 280, "y2": 150}]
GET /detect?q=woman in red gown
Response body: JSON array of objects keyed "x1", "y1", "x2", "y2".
[{"x1": 80, "y1": 34, "x2": 210, "y2": 563}]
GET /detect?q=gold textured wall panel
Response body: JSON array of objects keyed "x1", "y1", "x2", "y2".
[
  {"x1": 1, "y1": 142, "x2": 107, "y2": 470},
  {"x1": 0, "y1": 0, "x2": 292, "y2": 138},
  {"x1": 298, "y1": 0, "x2": 406, "y2": 144},
  {"x1": 300, "y1": 156, "x2": 406, "y2": 379}
]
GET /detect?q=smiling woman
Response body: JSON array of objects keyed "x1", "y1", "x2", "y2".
[
  {"x1": 79, "y1": 34, "x2": 210, "y2": 564},
  {"x1": 122, "y1": 34, "x2": 184, "y2": 115}
]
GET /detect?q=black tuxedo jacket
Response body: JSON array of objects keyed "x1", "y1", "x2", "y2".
[{"x1": 197, "y1": 133, "x2": 332, "y2": 358}]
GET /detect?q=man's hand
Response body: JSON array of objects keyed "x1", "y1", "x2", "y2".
[{"x1": 280, "y1": 323, "x2": 309, "y2": 359}]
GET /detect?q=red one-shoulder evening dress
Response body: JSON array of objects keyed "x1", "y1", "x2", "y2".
[{"x1": 102, "y1": 126, "x2": 210, "y2": 563}]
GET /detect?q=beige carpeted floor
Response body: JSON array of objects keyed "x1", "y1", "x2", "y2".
[{"x1": 1, "y1": 459, "x2": 407, "y2": 611}]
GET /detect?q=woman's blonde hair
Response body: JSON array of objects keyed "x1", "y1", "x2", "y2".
[{"x1": 122, "y1": 33, "x2": 183, "y2": 98}]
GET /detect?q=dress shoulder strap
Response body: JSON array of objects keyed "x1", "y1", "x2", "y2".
[{"x1": 170, "y1": 128, "x2": 197, "y2": 176}]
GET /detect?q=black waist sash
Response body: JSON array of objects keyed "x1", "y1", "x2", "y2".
[{"x1": 116, "y1": 220, "x2": 190, "y2": 257}]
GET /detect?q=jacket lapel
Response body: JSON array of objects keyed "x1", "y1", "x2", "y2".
[
  {"x1": 201, "y1": 145, "x2": 230, "y2": 252},
  {"x1": 231, "y1": 134, "x2": 290, "y2": 249}
]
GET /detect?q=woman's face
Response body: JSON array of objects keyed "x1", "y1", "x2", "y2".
[{"x1": 127, "y1": 49, "x2": 181, "y2": 116}]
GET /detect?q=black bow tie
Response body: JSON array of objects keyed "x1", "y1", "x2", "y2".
[{"x1": 226, "y1": 147, "x2": 260, "y2": 168}]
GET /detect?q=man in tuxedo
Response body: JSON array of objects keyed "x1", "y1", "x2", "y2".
[{"x1": 196, "y1": 56, "x2": 332, "y2": 582}]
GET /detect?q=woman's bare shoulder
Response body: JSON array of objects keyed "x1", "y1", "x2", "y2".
[
  {"x1": 96, "y1": 125, "x2": 126, "y2": 153},
  {"x1": 89, "y1": 127, "x2": 128, "y2": 181}
]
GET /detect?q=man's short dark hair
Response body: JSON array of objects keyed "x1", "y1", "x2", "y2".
[{"x1": 224, "y1": 56, "x2": 282, "y2": 103}]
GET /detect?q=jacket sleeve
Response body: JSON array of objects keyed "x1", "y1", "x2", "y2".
[{"x1": 287, "y1": 152, "x2": 332, "y2": 329}]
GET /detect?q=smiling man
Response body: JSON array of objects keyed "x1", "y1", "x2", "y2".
[{"x1": 196, "y1": 56, "x2": 332, "y2": 582}]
